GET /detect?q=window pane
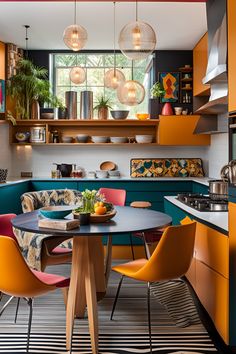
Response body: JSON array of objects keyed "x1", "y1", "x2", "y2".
[
  {"x1": 87, "y1": 68, "x2": 104, "y2": 86},
  {"x1": 87, "y1": 86, "x2": 104, "y2": 102},
  {"x1": 56, "y1": 68, "x2": 71, "y2": 86},
  {"x1": 115, "y1": 54, "x2": 131, "y2": 67},
  {"x1": 55, "y1": 54, "x2": 77, "y2": 67},
  {"x1": 86, "y1": 54, "x2": 104, "y2": 67},
  {"x1": 104, "y1": 54, "x2": 114, "y2": 67}
]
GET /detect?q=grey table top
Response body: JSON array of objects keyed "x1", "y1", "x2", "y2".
[{"x1": 12, "y1": 206, "x2": 172, "y2": 237}]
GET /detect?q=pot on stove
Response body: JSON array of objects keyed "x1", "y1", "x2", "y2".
[{"x1": 208, "y1": 179, "x2": 228, "y2": 200}]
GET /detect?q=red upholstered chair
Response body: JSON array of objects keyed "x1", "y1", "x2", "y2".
[
  {"x1": 0, "y1": 214, "x2": 17, "y2": 240},
  {"x1": 99, "y1": 188, "x2": 126, "y2": 283},
  {"x1": 0, "y1": 235, "x2": 69, "y2": 353}
]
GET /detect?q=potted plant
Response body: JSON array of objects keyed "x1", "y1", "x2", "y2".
[
  {"x1": 7, "y1": 58, "x2": 63, "y2": 120},
  {"x1": 94, "y1": 96, "x2": 113, "y2": 120},
  {"x1": 149, "y1": 81, "x2": 165, "y2": 119}
]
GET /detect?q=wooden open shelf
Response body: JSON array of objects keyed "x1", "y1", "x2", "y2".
[
  {"x1": 9, "y1": 119, "x2": 160, "y2": 146},
  {"x1": 8, "y1": 116, "x2": 211, "y2": 147}
]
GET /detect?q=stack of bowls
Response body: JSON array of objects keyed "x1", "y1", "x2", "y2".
[
  {"x1": 108, "y1": 170, "x2": 120, "y2": 178},
  {"x1": 96, "y1": 170, "x2": 108, "y2": 178},
  {"x1": 110, "y1": 137, "x2": 128, "y2": 144},
  {"x1": 91, "y1": 136, "x2": 109, "y2": 143},
  {"x1": 76, "y1": 134, "x2": 89, "y2": 143},
  {"x1": 62, "y1": 136, "x2": 73, "y2": 143},
  {"x1": 135, "y1": 135, "x2": 154, "y2": 143}
]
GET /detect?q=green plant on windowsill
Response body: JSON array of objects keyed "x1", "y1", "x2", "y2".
[
  {"x1": 7, "y1": 58, "x2": 63, "y2": 120},
  {"x1": 94, "y1": 96, "x2": 113, "y2": 120}
]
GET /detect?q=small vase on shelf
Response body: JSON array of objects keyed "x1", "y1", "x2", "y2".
[{"x1": 161, "y1": 102, "x2": 173, "y2": 115}]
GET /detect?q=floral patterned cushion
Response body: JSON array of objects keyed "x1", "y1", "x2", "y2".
[{"x1": 14, "y1": 189, "x2": 82, "y2": 270}]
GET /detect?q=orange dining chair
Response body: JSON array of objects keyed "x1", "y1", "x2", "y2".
[
  {"x1": 110, "y1": 220, "x2": 196, "y2": 353},
  {"x1": 0, "y1": 235, "x2": 70, "y2": 353},
  {"x1": 98, "y1": 188, "x2": 126, "y2": 284}
]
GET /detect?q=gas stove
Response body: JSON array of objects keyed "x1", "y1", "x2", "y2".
[{"x1": 177, "y1": 193, "x2": 228, "y2": 212}]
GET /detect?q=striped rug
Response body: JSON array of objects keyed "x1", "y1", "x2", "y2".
[{"x1": 0, "y1": 263, "x2": 219, "y2": 353}]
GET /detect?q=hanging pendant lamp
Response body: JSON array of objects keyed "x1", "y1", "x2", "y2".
[
  {"x1": 118, "y1": 1, "x2": 156, "y2": 60},
  {"x1": 104, "y1": 2, "x2": 125, "y2": 90},
  {"x1": 63, "y1": 0, "x2": 87, "y2": 51},
  {"x1": 69, "y1": 55, "x2": 86, "y2": 85},
  {"x1": 117, "y1": 61, "x2": 145, "y2": 106}
]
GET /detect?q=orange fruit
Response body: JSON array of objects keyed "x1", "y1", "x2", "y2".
[{"x1": 94, "y1": 206, "x2": 107, "y2": 215}]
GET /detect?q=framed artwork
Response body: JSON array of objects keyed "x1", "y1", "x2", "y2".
[
  {"x1": 159, "y1": 72, "x2": 179, "y2": 103},
  {"x1": 0, "y1": 80, "x2": 5, "y2": 113}
]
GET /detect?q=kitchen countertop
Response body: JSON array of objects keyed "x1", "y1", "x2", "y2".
[
  {"x1": 165, "y1": 196, "x2": 228, "y2": 234},
  {"x1": 0, "y1": 176, "x2": 211, "y2": 187}
]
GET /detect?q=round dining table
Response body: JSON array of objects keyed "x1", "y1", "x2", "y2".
[{"x1": 12, "y1": 206, "x2": 172, "y2": 354}]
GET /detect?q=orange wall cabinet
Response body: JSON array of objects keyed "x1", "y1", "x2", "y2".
[
  {"x1": 228, "y1": 202, "x2": 236, "y2": 346},
  {"x1": 186, "y1": 221, "x2": 229, "y2": 344},
  {"x1": 193, "y1": 33, "x2": 210, "y2": 97},
  {"x1": 158, "y1": 115, "x2": 211, "y2": 145},
  {"x1": 0, "y1": 41, "x2": 5, "y2": 80},
  {"x1": 228, "y1": 0, "x2": 236, "y2": 113}
]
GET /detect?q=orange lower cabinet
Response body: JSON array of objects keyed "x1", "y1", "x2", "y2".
[
  {"x1": 158, "y1": 115, "x2": 210, "y2": 146},
  {"x1": 196, "y1": 260, "x2": 229, "y2": 344},
  {"x1": 195, "y1": 222, "x2": 229, "y2": 278},
  {"x1": 186, "y1": 251, "x2": 196, "y2": 289}
]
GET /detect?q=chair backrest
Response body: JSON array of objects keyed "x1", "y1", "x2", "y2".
[
  {"x1": 0, "y1": 214, "x2": 17, "y2": 241},
  {"x1": 136, "y1": 221, "x2": 196, "y2": 282},
  {"x1": 99, "y1": 188, "x2": 126, "y2": 206},
  {"x1": 0, "y1": 236, "x2": 55, "y2": 298},
  {"x1": 21, "y1": 189, "x2": 82, "y2": 213}
]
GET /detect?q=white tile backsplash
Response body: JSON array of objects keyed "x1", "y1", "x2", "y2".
[{"x1": 207, "y1": 133, "x2": 228, "y2": 178}]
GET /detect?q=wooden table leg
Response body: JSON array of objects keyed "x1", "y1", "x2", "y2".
[
  {"x1": 66, "y1": 237, "x2": 86, "y2": 350},
  {"x1": 85, "y1": 237, "x2": 99, "y2": 354}
]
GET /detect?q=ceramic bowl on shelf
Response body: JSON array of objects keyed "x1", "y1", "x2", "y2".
[
  {"x1": 110, "y1": 110, "x2": 129, "y2": 120},
  {"x1": 108, "y1": 170, "x2": 120, "y2": 178},
  {"x1": 75, "y1": 134, "x2": 89, "y2": 143},
  {"x1": 136, "y1": 113, "x2": 150, "y2": 120},
  {"x1": 41, "y1": 112, "x2": 54, "y2": 119},
  {"x1": 91, "y1": 136, "x2": 109, "y2": 143},
  {"x1": 96, "y1": 170, "x2": 108, "y2": 178},
  {"x1": 100, "y1": 161, "x2": 116, "y2": 171},
  {"x1": 110, "y1": 137, "x2": 128, "y2": 144},
  {"x1": 135, "y1": 135, "x2": 154, "y2": 144},
  {"x1": 62, "y1": 136, "x2": 73, "y2": 143},
  {"x1": 15, "y1": 132, "x2": 30, "y2": 143},
  {"x1": 39, "y1": 205, "x2": 74, "y2": 219},
  {"x1": 174, "y1": 107, "x2": 183, "y2": 115}
]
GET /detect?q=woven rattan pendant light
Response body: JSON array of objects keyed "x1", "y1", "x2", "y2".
[
  {"x1": 118, "y1": 1, "x2": 156, "y2": 60},
  {"x1": 104, "y1": 2, "x2": 125, "y2": 90},
  {"x1": 117, "y1": 61, "x2": 145, "y2": 106},
  {"x1": 63, "y1": 0, "x2": 87, "y2": 51},
  {"x1": 69, "y1": 56, "x2": 86, "y2": 85}
]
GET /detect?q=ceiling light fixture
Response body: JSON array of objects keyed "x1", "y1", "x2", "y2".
[
  {"x1": 69, "y1": 55, "x2": 86, "y2": 85},
  {"x1": 118, "y1": 0, "x2": 156, "y2": 60},
  {"x1": 104, "y1": 2, "x2": 125, "y2": 90},
  {"x1": 117, "y1": 61, "x2": 145, "y2": 106},
  {"x1": 63, "y1": 0, "x2": 87, "y2": 51},
  {"x1": 24, "y1": 25, "x2": 30, "y2": 58}
]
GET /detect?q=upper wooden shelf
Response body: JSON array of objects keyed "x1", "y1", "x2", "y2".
[{"x1": 13, "y1": 119, "x2": 160, "y2": 126}]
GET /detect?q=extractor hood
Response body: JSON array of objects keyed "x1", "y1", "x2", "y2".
[{"x1": 195, "y1": 0, "x2": 228, "y2": 116}]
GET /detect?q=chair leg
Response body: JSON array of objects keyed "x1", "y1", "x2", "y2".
[
  {"x1": 105, "y1": 235, "x2": 113, "y2": 286},
  {"x1": 147, "y1": 282, "x2": 152, "y2": 353},
  {"x1": 0, "y1": 296, "x2": 15, "y2": 317},
  {"x1": 26, "y1": 298, "x2": 33, "y2": 353},
  {"x1": 69, "y1": 317, "x2": 75, "y2": 354},
  {"x1": 110, "y1": 275, "x2": 124, "y2": 320},
  {"x1": 129, "y1": 234, "x2": 135, "y2": 260},
  {"x1": 14, "y1": 298, "x2": 20, "y2": 323}
]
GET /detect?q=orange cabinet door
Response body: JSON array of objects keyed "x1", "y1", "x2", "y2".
[
  {"x1": 228, "y1": 0, "x2": 236, "y2": 113},
  {"x1": 0, "y1": 42, "x2": 5, "y2": 80},
  {"x1": 158, "y1": 115, "x2": 210, "y2": 146},
  {"x1": 193, "y1": 33, "x2": 210, "y2": 97}
]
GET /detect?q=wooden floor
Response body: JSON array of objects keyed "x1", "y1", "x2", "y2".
[{"x1": 0, "y1": 263, "x2": 219, "y2": 353}]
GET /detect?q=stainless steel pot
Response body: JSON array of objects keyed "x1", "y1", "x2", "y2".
[{"x1": 208, "y1": 179, "x2": 228, "y2": 200}]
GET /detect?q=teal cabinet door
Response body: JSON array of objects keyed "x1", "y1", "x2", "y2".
[
  {"x1": 30, "y1": 181, "x2": 78, "y2": 191},
  {"x1": 0, "y1": 182, "x2": 30, "y2": 214},
  {"x1": 192, "y1": 182, "x2": 209, "y2": 195},
  {"x1": 164, "y1": 199, "x2": 189, "y2": 225}
]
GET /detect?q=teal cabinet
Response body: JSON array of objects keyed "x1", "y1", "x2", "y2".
[
  {"x1": 30, "y1": 181, "x2": 78, "y2": 191},
  {"x1": 0, "y1": 182, "x2": 30, "y2": 214},
  {"x1": 164, "y1": 199, "x2": 189, "y2": 225},
  {"x1": 192, "y1": 182, "x2": 208, "y2": 195}
]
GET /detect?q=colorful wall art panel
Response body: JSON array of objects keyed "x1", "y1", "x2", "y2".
[
  {"x1": 0, "y1": 80, "x2": 5, "y2": 113},
  {"x1": 159, "y1": 72, "x2": 179, "y2": 103}
]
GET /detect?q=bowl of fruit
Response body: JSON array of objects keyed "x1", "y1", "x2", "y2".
[{"x1": 90, "y1": 201, "x2": 116, "y2": 223}]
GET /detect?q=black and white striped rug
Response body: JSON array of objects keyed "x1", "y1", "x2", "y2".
[{"x1": 0, "y1": 263, "x2": 219, "y2": 353}]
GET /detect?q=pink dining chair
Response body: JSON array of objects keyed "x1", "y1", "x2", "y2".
[{"x1": 98, "y1": 188, "x2": 126, "y2": 283}]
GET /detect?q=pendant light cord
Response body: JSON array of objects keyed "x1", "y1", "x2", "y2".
[
  {"x1": 74, "y1": 0, "x2": 77, "y2": 25},
  {"x1": 113, "y1": 2, "x2": 116, "y2": 75},
  {"x1": 24, "y1": 25, "x2": 30, "y2": 59}
]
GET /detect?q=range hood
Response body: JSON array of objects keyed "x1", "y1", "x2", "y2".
[{"x1": 195, "y1": 0, "x2": 228, "y2": 116}]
